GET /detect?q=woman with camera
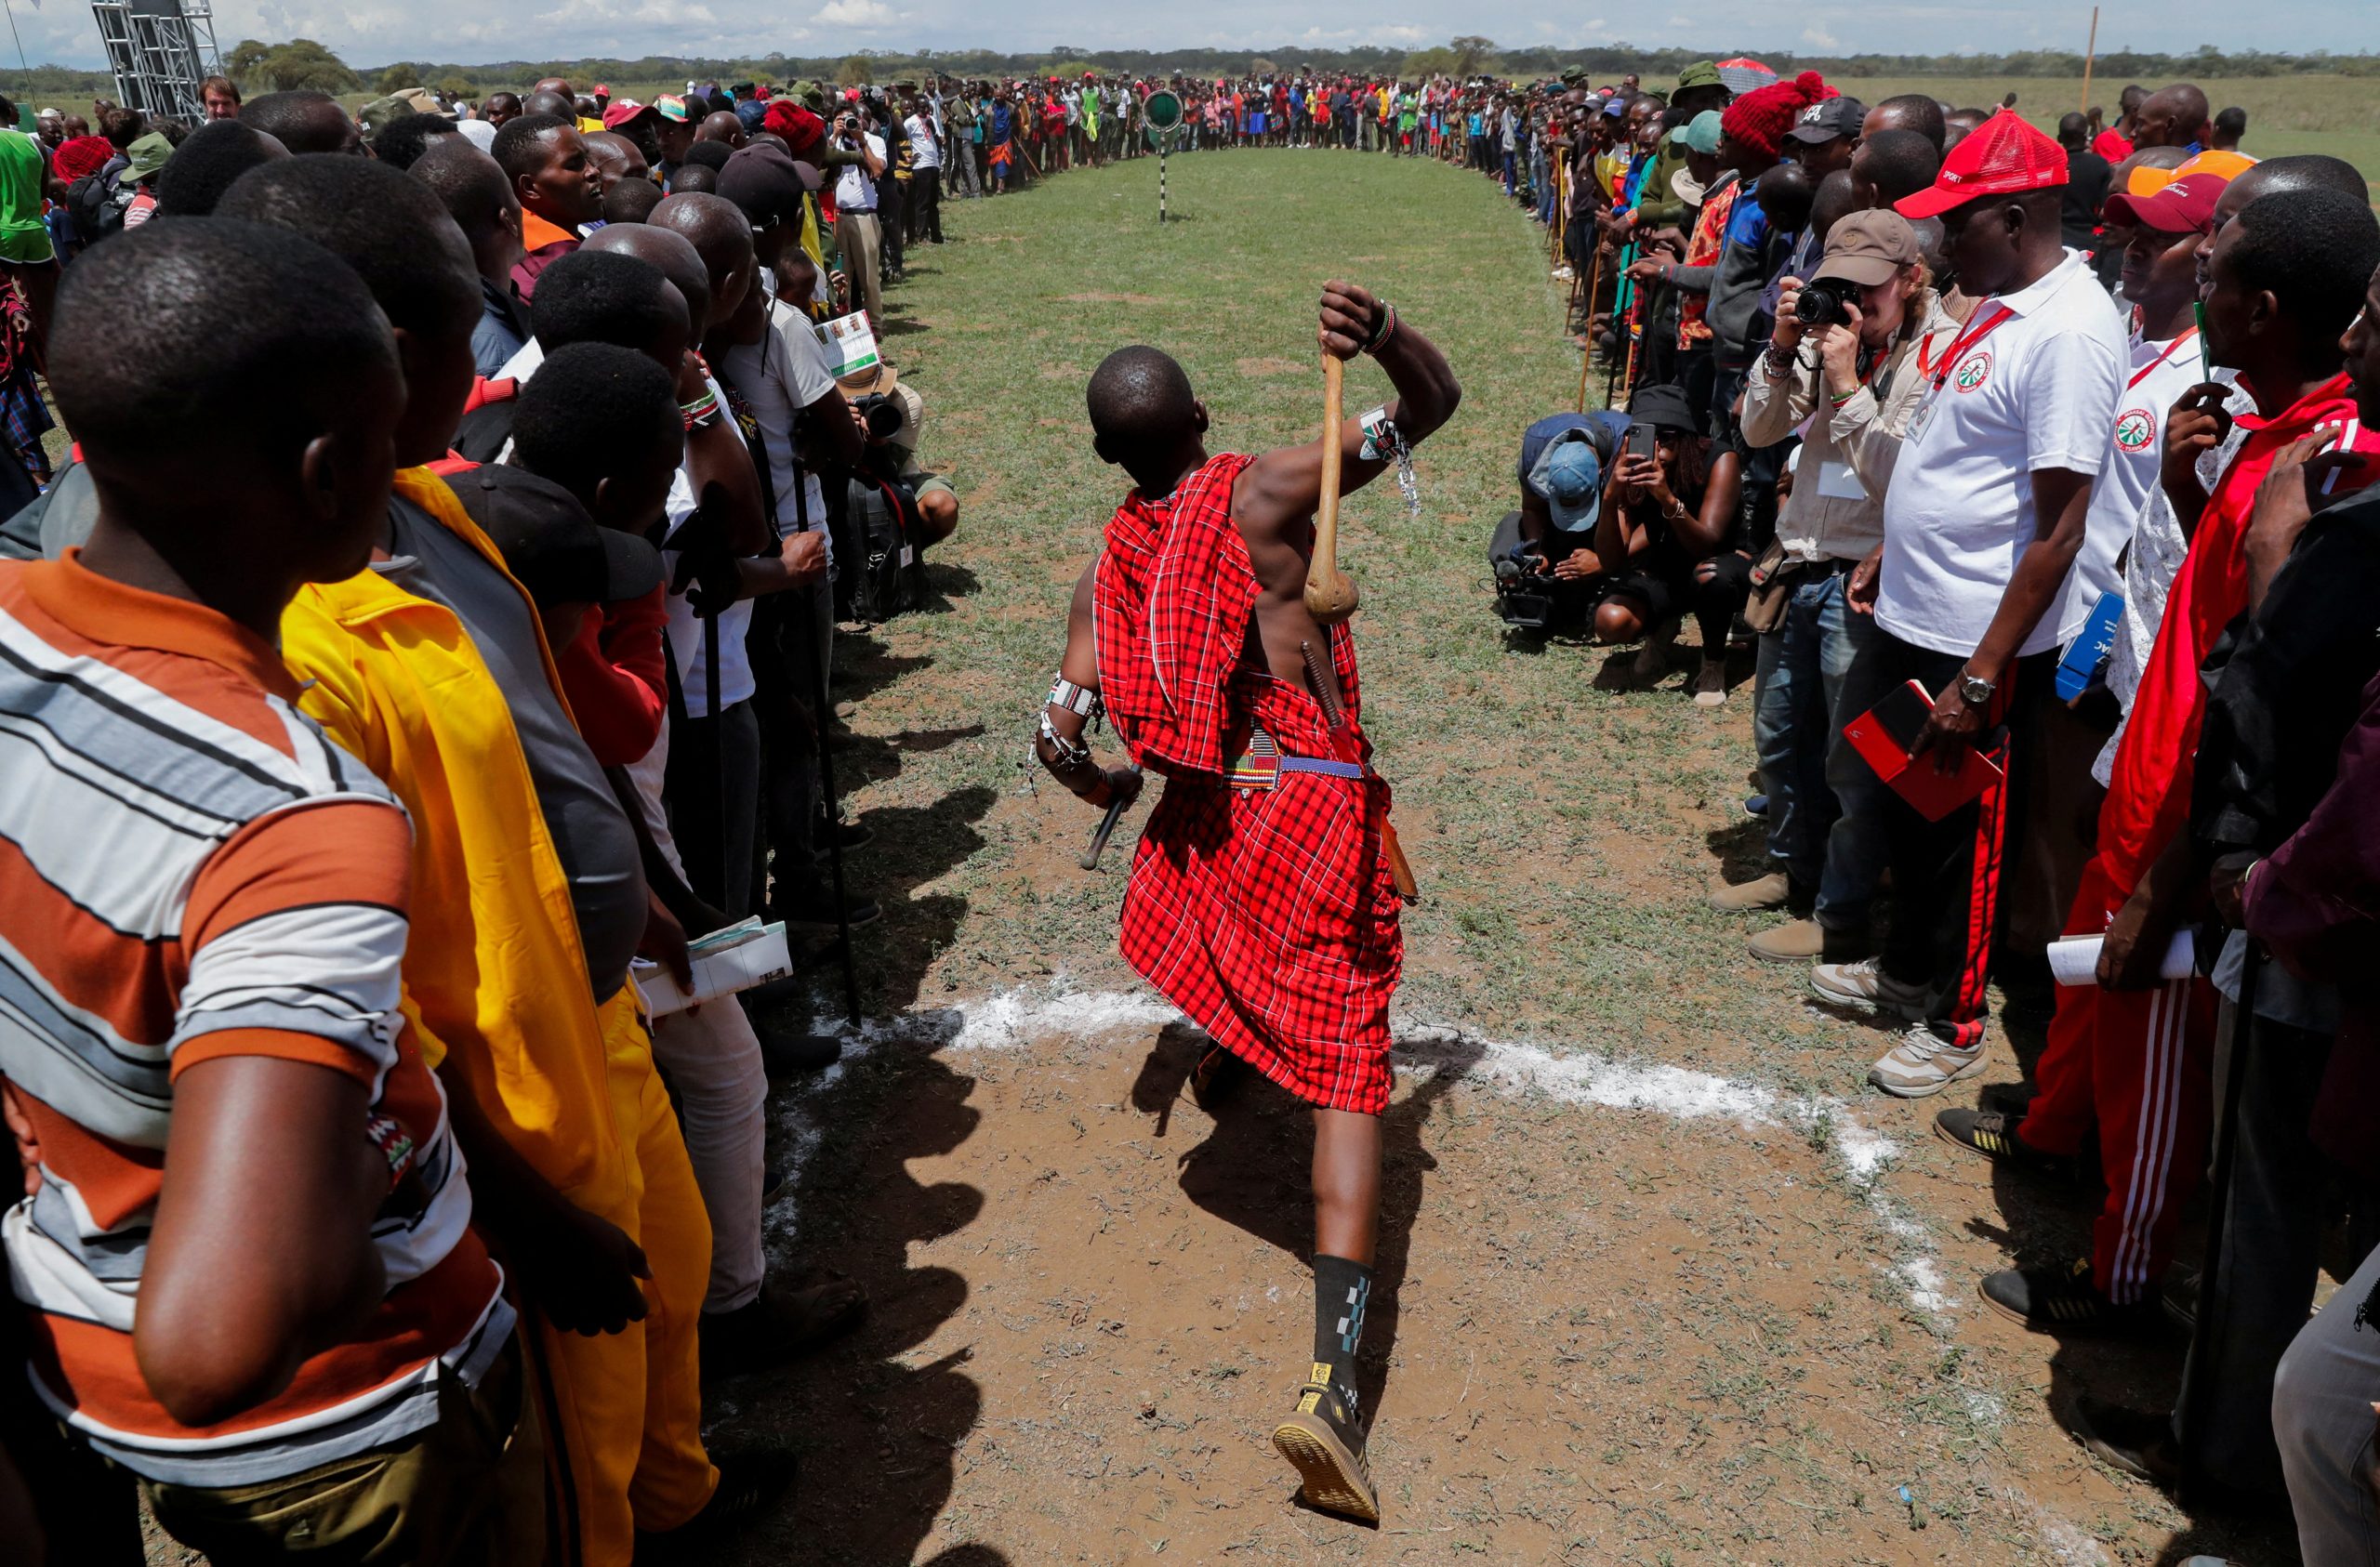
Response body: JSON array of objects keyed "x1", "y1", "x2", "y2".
[
  {"x1": 1587, "y1": 380, "x2": 1748, "y2": 703},
  {"x1": 1724, "y1": 208, "x2": 1960, "y2": 963}
]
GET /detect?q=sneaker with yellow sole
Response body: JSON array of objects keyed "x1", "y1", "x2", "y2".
[{"x1": 1270, "y1": 1366, "x2": 1380, "y2": 1522}]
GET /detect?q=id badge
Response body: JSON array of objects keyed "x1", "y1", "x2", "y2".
[{"x1": 1816, "y1": 459, "x2": 1868, "y2": 501}]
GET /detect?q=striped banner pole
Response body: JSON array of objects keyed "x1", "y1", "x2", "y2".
[{"x1": 1159, "y1": 145, "x2": 1168, "y2": 223}]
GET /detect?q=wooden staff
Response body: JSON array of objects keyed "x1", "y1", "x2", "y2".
[
  {"x1": 1302, "y1": 353, "x2": 1358, "y2": 625},
  {"x1": 1574, "y1": 239, "x2": 1606, "y2": 413},
  {"x1": 2079, "y1": 6, "x2": 2100, "y2": 119}
]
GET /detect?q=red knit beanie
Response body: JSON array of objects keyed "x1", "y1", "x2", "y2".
[{"x1": 1720, "y1": 71, "x2": 1836, "y2": 160}]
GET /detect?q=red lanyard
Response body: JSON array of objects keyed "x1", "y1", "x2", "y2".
[
  {"x1": 2127, "y1": 327, "x2": 2199, "y2": 389},
  {"x1": 1921, "y1": 302, "x2": 2015, "y2": 391}
]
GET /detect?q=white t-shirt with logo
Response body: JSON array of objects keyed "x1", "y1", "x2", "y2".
[
  {"x1": 834, "y1": 132, "x2": 885, "y2": 211},
  {"x1": 904, "y1": 113, "x2": 941, "y2": 168},
  {"x1": 2060, "y1": 327, "x2": 2212, "y2": 644},
  {"x1": 1875, "y1": 249, "x2": 2127, "y2": 659},
  {"x1": 717, "y1": 291, "x2": 840, "y2": 560}
]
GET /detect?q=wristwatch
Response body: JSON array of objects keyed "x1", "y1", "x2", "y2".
[{"x1": 1957, "y1": 669, "x2": 1998, "y2": 706}]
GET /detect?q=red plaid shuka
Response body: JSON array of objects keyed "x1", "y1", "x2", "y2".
[{"x1": 1094, "y1": 453, "x2": 1403, "y2": 1115}]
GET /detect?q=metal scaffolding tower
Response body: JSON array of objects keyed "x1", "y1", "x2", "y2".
[{"x1": 90, "y1": 0, "x2": 220, "y2": 121}]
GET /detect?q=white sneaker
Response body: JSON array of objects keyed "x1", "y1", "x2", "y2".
[
  {"x1": 1808, "y1": 958, "x2": 1927, "y2": 1021},
  {"x1": 1868, "y1": 1023, "x2": 1989, "y2": 1099}
]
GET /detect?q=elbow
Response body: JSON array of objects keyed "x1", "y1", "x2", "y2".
[{"x1": 138, "y1": 1317, "x2": 298, "y2": 1429}]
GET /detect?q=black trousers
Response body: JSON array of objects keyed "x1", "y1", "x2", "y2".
[
  {"x1": 879, "y1": 179, "x2": 906, "y2": 275},
  {"x1": 1871, "y1": 636, "x2": 2038, "y2": 1047},
  {"x1": 907, "y1": 166, "x2": 943, "y2": 244}
]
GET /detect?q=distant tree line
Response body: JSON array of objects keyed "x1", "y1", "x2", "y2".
[{"x1": 7, "y1": 36, "x2": 2375, "y2": 112}]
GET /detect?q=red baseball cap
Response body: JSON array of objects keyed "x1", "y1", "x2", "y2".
[
  {"x1": 601, "y1": 99, "x2": 655, "y2": 131},
  {"x1": 1895, "y1": 109, "x2": 2069, "y2": 221},
  {"x1": 593, "y1": 83, "x2": 611, "y2": 97},
  {"x1": 2102, "y1": 173, "x2": 2230, "y2": 234}
]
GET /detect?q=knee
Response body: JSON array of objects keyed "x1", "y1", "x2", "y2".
[
  {"x1": 1593, "y1": 600, "x2": 1642, "y2": 645},
  {"x1": 919, "y1": 487, "x2": 959, "y2": 545}
]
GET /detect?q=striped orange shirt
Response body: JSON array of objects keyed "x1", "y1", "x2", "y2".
[{"x1": 0, "y1": 555, "x2": 510, "y2": 1487}]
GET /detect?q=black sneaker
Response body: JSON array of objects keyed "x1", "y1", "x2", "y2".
[
  {"x1": 2161, "y1": 1264, "x2": 2199, "y2": 1333},
  {"x1": 1980, "y1": 1259, "x2": 2161, "y2": 1334},
  {"x1": 700, "y1": 1278, "x2": 866, "y2": 1381},
  {"x1": 814, "y1": 818, "x2": 875, "y2": 856},
  {"x1": 1977, "y1": 1080, "x2": 2037, "y2": 1118},
  {"x1": 2062, "y1": 1396, "x2": 2180, "y2": 1486},
  {"x1": 635, "y1": 1448, "x2": 798, "y2": 1557},
  {"x1": 757, "y1": 1026, "x2": 843, "y2": 1076},
  {"x1": 1934, "y1": 1108, "x2": 2073, "y2": 1178}
]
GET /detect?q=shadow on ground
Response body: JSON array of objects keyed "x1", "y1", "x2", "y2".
[{"x1": 1128, "y1": 1024, "x2": 1487, "y2": 1432}]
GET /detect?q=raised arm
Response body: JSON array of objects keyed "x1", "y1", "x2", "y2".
[
  {"x1": 1233, "y1": 282, "x2": 1461, "y2": 536},
  {"x1": 1033, "y1": 563, "x2": 1141, "y2": 811}
]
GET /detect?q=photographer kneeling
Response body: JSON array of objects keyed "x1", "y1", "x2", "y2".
[
  {"x1": 1725, "y1": 209, "x2": 1956, "y2": 961},
  {"x1": 826, "y1": 359, "x2": 958, "y2": 623},
  {"x1": 1590, "y1": 382, "x2": 1748, "y2": 704},
  {"x1": 1490, "y1": 410, "x2": 1623, "y2": 634}
]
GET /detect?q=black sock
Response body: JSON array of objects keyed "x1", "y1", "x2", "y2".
[{"x1": 1308, "y1": 1254, "x2": 1371, "y2": 1433}]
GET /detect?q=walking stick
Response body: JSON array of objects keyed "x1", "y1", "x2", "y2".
[
  {"x1": 790, "y1": 463, "x2": 862, "y2": 1024},
  {"x1": 1574, "y1": 240, "x2": 1605, "y2": 414},
  {"x1": 1304, "y1": 353, "x2": 1357, "y2": 624},
  {"x1": 1606, "y1": 245, "x2": 1637, "y2": 406}
]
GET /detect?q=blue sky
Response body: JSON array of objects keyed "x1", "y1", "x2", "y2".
[{"x1": 2, "y1": 0, "x2": 2373, "y2": 71}]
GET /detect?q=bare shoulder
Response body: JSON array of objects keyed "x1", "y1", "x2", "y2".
[{"x1": 1069, "y1": 558, "x2": 1097, "y2": 622}]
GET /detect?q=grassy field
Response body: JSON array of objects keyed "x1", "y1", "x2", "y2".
[{"x1": 707, "y1": 149, "x2": 2303, "y2": 1564}]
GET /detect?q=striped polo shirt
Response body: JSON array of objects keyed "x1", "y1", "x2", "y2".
[{"x1": 0, "y1": 554, "x2": 511, "y2": 1487}]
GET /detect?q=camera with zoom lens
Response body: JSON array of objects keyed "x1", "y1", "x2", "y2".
[
  {"x1": 1794, "y1": 280, "x2": 1852, "y2": 331},
  {"x1": 853, "y1": 392, "x2": 903, "y2": 441}
]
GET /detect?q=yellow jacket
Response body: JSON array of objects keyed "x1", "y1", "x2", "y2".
[{"x1": 279, "y1": 467, "x2": 629, "y2": 1213}]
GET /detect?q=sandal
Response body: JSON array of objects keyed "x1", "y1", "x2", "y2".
[{"x1": 1270, "y1": 1367, "x2": 1380, "y2": 1523}]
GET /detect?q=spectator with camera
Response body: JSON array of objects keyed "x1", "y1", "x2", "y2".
[
  {"x1": 1488, "y1": 409, "x2": 1624, "y2": 633},
  {"x1": 829, "y1": 102, "x2": 888, "y2": 329},
  {"x1": 1728, "y1": 210, "x2": 1959, "y2": 960},
  {"x1": 1586, "y1": 382, "x2": 1748, "y2": 701}
]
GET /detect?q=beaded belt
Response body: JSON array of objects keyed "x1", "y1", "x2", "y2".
[{"x1": 1224, "y1": 725, "x2": 1367, "y2": 790}]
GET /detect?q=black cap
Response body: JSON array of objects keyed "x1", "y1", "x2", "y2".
[
  {"x1": 456, "y1": 464, "x2": 664, "y2": 609},
  {"x1": 716, "y1": 140, "x2": 812, "y2": 225},
  {"x1": 1785, "y1": 97, "x2": 1866, "y2": 145},
  {"x1": 1625, "y1": 383, "x2": 1703, "y2": 436}
]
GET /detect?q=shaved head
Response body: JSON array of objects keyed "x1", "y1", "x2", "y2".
[
  {"x1": 647, "y1": 191, "x2": 754, "y2": 326},
  {"x1": 1088, "y1": 346, "x2": 1198, "y2": 451},
  {"x1": 582, "y1": 221, "x2": 711, "y2": 342},
  {"x1": 2135, "y1": 84, "x2": 2211, "y2": 149}
]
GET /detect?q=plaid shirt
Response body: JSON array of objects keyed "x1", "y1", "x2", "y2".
[{"x1": 1095, "y1": 454, "x2": 1401, "y2": 1113}]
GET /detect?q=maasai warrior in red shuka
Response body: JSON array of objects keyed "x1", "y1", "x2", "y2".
[{"x1": 1035, "y1": 283, "x2": 1459, "y2": 1524}]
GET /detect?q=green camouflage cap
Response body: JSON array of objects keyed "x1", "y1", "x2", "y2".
[{"x1": 1675, "y1": 59, "x2": 1723, "y2": 92}]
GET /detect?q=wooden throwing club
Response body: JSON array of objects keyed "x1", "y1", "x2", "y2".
[{"x1": 1302, "y1": 352, "x2": 1359, "y2": 626}]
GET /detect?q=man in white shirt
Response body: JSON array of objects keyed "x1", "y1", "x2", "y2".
[
  {"x1": 1808, "y1": 110, "x2": 2126, "y2": 1098},
  {"x1": 902, "y1": 87, "x2": 944, "y2": 246},
  {"x1": 830, "y1": 106, "x2": 888, "y2": 327}
]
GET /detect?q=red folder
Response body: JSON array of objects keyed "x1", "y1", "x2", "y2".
[{"x1": 1843, "y1": 678, "x2": 2005, "y2": 823}]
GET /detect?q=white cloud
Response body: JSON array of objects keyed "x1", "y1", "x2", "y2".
[
  {"x1": 813, "y1": 0, "x2": 893, "y2": 22},
  {"x1": 1801, "y1": 24, "x2": 1842, "y2": 48}
]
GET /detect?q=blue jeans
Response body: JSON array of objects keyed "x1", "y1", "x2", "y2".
[{"x1": 1752, "y1": 563, "x2": 1890, "y2": 933}]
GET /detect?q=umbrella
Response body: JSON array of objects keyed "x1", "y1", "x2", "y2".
[{"x1": 1715, "y1": 57, "x2": 1779, "y2": 95}]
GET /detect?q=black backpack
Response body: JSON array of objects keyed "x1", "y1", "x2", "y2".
[
  {"x1": 68, "y1": 171, "x2": 134, "y2": 246},
  {"x1": 834, "y1": 469, "x2": 926, "y2": 625}
]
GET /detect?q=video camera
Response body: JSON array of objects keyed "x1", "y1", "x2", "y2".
[{"x1": 1490, "y1": 541, "x2": 1594, "y2": 633}]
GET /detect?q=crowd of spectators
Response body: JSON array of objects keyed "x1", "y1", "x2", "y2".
[
  {"x1": 1499, "y1": 56, "x2": 2380, "y2": 1564},
  {"x1": 0, "y1": 66, "x2": 1001, "y2": 1566}
]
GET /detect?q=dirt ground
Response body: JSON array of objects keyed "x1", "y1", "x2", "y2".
[{"x1": 687, "y1": 149, "x2": 2319, "y2": 1567}]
